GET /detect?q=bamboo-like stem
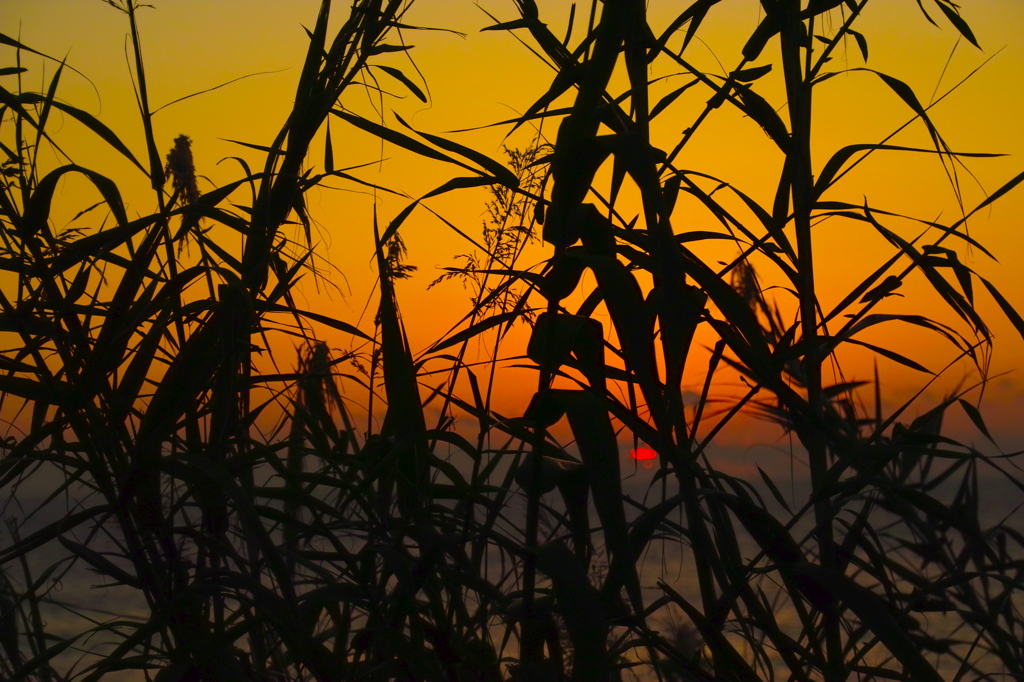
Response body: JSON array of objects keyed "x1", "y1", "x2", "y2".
[{"x1": 779, "y1": 1, "x2": 842, "y2": 678}]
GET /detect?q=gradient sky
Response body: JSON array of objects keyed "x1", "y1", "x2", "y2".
[{"x1": 3, "y1": 1, "x2": 1024, "y2": 455}]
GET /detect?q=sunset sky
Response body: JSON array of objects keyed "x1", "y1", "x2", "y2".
[{"x1": 4, "y1": 0, "x2": 1024, "y2": 456}]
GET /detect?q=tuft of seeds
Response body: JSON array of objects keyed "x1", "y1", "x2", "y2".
[{"x1": 164, "y1": 134, "x2": 199, "y2": 205}]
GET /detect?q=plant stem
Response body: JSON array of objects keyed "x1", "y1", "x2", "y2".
[{"x1": 779, "y1": 1, "x2": 842, "y2": 678}]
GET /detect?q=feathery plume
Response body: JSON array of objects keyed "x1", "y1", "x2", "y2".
[{"x1": 164, "y1": 134, "x2": 199, "y2": 205}]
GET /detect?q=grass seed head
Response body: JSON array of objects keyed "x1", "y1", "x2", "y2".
[{"x1": 164, "y1": 134, "x2": 199, "y2": 205}]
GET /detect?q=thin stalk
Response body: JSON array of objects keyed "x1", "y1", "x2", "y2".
[
  {"x1": 7, "y1": 523, "x2": 50, "y2": 682},
  {"x1": 521, "y1": 270, "x2": 561, "y2": 667},
  {"x1": 126, "y1": 1, "x2": 165, "y2": 197},
  {"x1": 779, "y1": 1, "x2": 842, "y2": 678}
]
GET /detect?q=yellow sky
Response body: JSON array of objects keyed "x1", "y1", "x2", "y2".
[{"x1": 4, "y1": 0, "x2": 1024, "y2": 449}]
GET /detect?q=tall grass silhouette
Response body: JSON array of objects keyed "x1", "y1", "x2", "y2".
[{"x1": 2, "y1": 1, "x2": 1023, "y2": 680}]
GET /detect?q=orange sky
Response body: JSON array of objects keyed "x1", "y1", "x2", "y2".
[{"x1": 4, "y1": 1, "x2": 1024, "y2": 453}]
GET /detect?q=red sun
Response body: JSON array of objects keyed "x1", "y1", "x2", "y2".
[{"x1": 630, "y1": 447, "x2": 657, "y2": 461}]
